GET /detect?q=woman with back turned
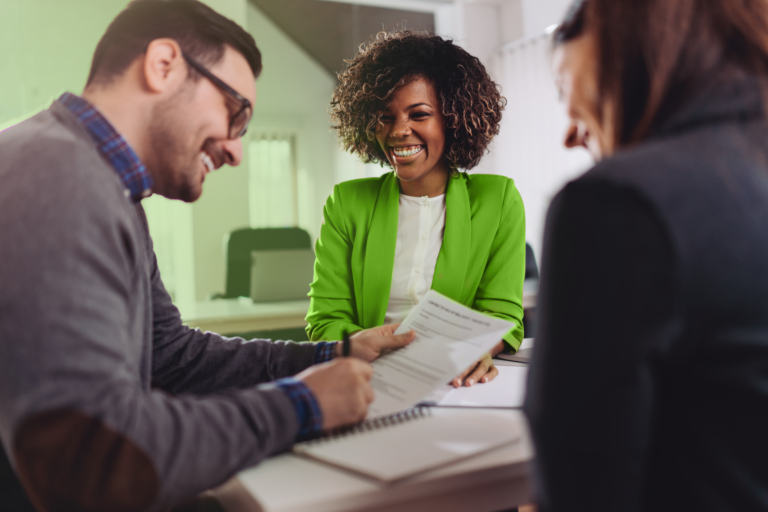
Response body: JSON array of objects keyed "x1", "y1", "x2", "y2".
[
  {"x1": 306, "y1": 31, "x2": 526, "y2": 387},
  {"x1": 525, "y1": 1, "x2": 768, "y2": 510}
]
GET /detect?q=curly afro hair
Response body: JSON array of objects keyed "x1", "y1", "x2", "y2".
[{"x1": 330, "y1": 30, "x2": 506, "y2": 170}]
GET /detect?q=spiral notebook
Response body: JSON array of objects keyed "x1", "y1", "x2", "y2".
[{"x1": 293, "y1": 408, "x2": 518, "y2": 483}]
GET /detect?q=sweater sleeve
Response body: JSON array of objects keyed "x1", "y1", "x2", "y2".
[
  {"x1": 0, "y1": 161, "x2": 313, "y2": 511},
  {"x1": 305, "y1": 185, "x2": 365, "y2": 341},
  {"x1": 472, "y1": 179, "x2": 527, "y2": 350},
  {"x1": 524, "y1": 179, "x2": 679, "y2": 512},
  {"x1": 147, "y1": 245, "x2": 319, "y2": 395}
]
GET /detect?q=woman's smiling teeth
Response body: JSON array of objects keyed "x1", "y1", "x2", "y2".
[
  {"x1": 200, "y1": 152, "x2": 215, "y2": 172},
  {"x1": 392, "y1": 145, "x2": 423, "y2": 158}
]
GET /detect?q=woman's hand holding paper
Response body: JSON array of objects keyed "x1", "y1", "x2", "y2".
[{"x1": 451, "y1": 341, "x2": 505, "y2": 387}]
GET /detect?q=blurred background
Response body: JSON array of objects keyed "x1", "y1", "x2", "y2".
[{"x1": 0, "y1": 0, "x2": 591, "y2": 309}]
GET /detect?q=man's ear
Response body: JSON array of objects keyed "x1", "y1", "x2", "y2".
[{"x1": 143, "y1": 38, "x2": 187, "y2": 94}]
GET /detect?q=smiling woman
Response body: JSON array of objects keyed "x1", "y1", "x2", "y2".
[{"x1": 306, "y1": 31, "x2": 527, "y2": 388}]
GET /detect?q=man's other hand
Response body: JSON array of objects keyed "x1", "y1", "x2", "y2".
[
  {"x1": 297, "y1": 358, "x2": 374, "y2": 429},
  {"x1": 338, "y1": 324, "x2": 416, "y2": 362}
]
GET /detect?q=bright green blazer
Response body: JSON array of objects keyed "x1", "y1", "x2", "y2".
[{"x1": 306, "y1": 171, "x2": 526, "y2": 350}]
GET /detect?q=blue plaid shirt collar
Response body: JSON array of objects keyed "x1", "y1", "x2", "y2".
[{"x1": 58, "y1": 92, "x2": 153, "y2": 203}]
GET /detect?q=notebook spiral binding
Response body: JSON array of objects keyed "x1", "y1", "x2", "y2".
[{"x1": 299, "y1": 407, "x2": 432, "y2": 446}]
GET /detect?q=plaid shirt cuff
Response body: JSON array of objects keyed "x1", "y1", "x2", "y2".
[
  {"x1": 314, "y1": 341, "x2": 337, "y2": 364},
  {"x1": 275, "y1": 377, "x2": 323, "y2": 437}
]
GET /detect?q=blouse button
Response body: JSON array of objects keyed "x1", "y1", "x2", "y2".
[
  {"x1": 415, "y1": 268, "x2": 422, "y2": 274},
  {"x1": 421, "y1": 234, "x2": 428, "y2": 240}
]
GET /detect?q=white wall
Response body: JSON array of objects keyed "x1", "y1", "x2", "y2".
[
  {"x1": 247, "y1": 2, "x2": 339, "y2": 243},
  {"x1": 187, "y1": 2, "x2": 341, "y2": 300},
  {"x1": 187, "y1": 0, "x2": 252, "y2": 301},
  {"x1": 521, "y1": 0, "x2": 572, "y2": 37},
  {"x1": 433, "y1": 0, "x2": 592, "y2": 261}
]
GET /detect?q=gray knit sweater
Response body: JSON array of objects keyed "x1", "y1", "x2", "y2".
[{"x1": 0, "y1": 101, "x2": 318, "y2": 511}]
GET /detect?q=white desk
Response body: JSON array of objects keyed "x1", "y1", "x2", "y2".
[
  {"x1": 211, "y1": 357, "x2": 533, "y2": 512},
  {"x1": 178, "y1": 280, "x2": 537, "y2": 336},
  {"x1": 178, "y1": 298, "x2": 310, "y2": 335},
  {"x1": 211, "y1": 409, "x2": 533, "y2": 512}
]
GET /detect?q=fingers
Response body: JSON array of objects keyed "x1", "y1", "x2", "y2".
[
  {"x1": 377, "y1": 329, "x2": 416, "y2": 350},
  {"x1": 480, "y1": 364, "x2": 499, "y2": 384},
  {"x1": 363, "y1": 383, "x2": 375, "y2": 404},
  {"x1": 379, "y1": 323, "x2": 400, "y2": 335},
  {"x1": 465, "y1": 357, "x2": 493, "y2": 387},
  {"x1": 452, "y1": 366, "x2": 473, "y2": 388},
  {"x1": 337, "y1": 357, "x2": 373, "y2": 380},
  {"x1": 348, "y1": 357, "x2": 374, "y2": 380},
  {"x1": 298, "y1": 358, "x2": 374, "y2": 429}
]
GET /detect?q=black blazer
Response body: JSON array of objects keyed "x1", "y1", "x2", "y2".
[{"x1": 525, "y1": 75, "x2": 768, "y2": 512}]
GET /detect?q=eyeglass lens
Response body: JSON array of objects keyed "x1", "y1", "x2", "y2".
[{"x1": 230, "y1": 105, "x2": 251, "y2": 139}]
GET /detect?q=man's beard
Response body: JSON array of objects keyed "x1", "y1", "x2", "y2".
[{"x1": 148, "y1": 89, "x2": 204, "y2": 202}]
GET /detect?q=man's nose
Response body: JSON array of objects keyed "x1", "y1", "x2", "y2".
[{"x1": 219, "y1": 137, "x2": 244, "y2": 167}]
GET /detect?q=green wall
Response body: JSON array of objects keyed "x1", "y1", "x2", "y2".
[
  {"x1": 0, "y1": 0, "x2": 128, "y2": 128},
  {"x1": 0, "y1": 0, "x2": 344, "y2": 304}
]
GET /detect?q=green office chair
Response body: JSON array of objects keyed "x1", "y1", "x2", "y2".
[{"x1": 221, "y1": 227, "x2": 312, "y2": 299}]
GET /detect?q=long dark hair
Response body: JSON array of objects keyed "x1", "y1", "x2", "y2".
[{"x1": 555, "y1": 0, "x2": 768, "y2": 147}]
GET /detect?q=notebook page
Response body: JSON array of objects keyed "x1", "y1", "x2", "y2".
[
  {"x1": 368, "y1": 290, "x2": 514, "y2": 417},
  {"x1": 294, "y1": 408, "x2": 518, "y2": 483}
]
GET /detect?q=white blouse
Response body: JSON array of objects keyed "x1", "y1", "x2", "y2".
[{"x1": 384, "y1": 193, "x2": 447, "y2": 325}]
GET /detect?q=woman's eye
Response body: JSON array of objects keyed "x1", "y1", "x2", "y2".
[
  {"x1": 379, "y1": 115, "x2": 394, "y2": 123},
  {"x1": 412, "y1": 112, "x2": 430, "y2": 119}
]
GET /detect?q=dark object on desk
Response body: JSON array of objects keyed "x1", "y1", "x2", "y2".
[
  {"x1": 497, "y1": 346, "x2": 532, "y2": 364},
  {"x1": 523, "y1": 242, "x2": 539, "y2": 338},
  {"x1": 526, "y1": 77, "x2": 768, "y2": 511},
  {"x1": 525, "y1": 242, "x2": 539, "y2": 280},
  {"x1": 220, "y1": 227, "x2": 312, "y2": 299}
]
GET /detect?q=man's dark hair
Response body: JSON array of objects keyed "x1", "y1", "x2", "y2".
[
  {"x1": 87, "y1": 0, "x2": 262, "y2": 86},
  {"x1": 330, "y1": 30, "x2": 506, "y2": 171}
]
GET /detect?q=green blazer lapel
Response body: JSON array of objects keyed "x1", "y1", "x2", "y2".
[
  {"x1": 362, "y1": 172, "x2": 399, "y2": 327},
  {"x1": 432, "y1": 174, "x2": 471, "y2": 302}
]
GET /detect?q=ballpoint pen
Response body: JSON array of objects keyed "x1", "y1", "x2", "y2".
[{"x1": 342, "y1": 330, "x2": 351, "y2": 357}]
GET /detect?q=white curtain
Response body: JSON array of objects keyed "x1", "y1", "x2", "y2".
[
  {"x1": 489, "y1": 33, "x2": 593, "y2": 260},
  {"x1": 248, "y1": 133, "x2": 298, "y2": 228},
  {"x1": 143, "y1": 196, "x2": 196, "y2": 305}
]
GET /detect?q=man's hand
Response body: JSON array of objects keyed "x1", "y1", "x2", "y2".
[
  {"x1": 296, "y1": 358, "x2": 374, "y2": 429},
  {"x1": 337, "y1": 323, "x2": 416, "y2": 362}
]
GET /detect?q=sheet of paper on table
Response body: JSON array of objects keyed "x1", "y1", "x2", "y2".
[
  {"x1": 368, "y1": 290, "x2": 514, "y2": 418},
  {"x1": 420, "y1": 365, "x2": 528, "y2": 408}
]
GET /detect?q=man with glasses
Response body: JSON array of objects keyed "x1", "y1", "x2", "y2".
[{"x1": 0, "y1": 1, "x2": 414, "y2": 511}]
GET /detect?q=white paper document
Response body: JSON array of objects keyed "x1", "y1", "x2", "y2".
[
  {"x1": 368, "y1": 290, "x2": 514, "y2": 417},
  {"x1": 421, "y1": 365, "x2": 528, "y2": 408}
]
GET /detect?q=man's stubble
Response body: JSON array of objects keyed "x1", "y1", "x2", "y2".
[{"x1": 148, "y1": 84, "x2": 205, "y2": 202}]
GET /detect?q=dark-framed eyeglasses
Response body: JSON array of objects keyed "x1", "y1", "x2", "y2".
[{"x1": 182, "y1": 52, "x2": 252, "y2": 139}]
